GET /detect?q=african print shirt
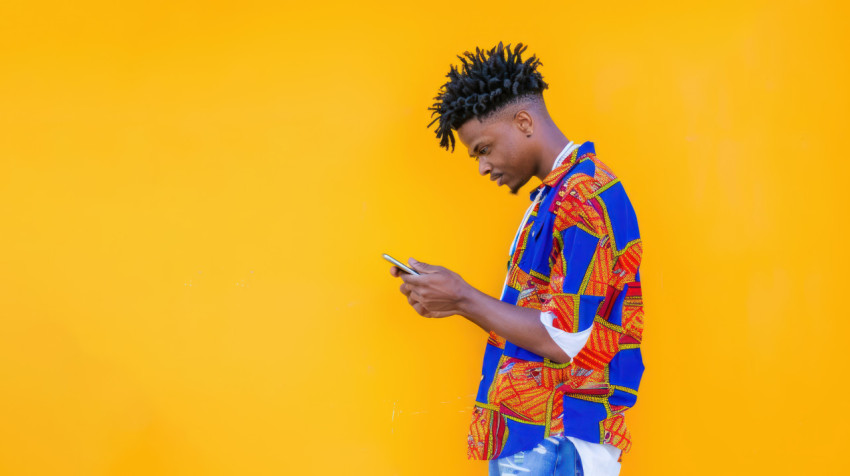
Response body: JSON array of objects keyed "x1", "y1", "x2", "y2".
[{"x1": 467, "y1": 141, "x2": 645, "y2": 460}]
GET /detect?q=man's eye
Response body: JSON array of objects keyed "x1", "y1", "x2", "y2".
[{"x1": 479, "y1": 147, "x2": 489, "y2": 155}]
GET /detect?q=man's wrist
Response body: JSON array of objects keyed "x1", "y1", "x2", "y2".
[{"x1": 455, "y1": 283, "x2": 480, "y2": 319}]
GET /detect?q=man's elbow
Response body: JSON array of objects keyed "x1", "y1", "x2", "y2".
[{"x1": 547, "y1": 347, "x2": 572, "y2": 365}]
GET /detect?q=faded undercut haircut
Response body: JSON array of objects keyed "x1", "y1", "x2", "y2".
[{"x1": 428, "y1": 42, "x2": 549, "y2": 152}]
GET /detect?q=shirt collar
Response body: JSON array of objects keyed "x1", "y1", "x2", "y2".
[{"x1": 528, "y1": 141, "x2": 584, "y2": 201}]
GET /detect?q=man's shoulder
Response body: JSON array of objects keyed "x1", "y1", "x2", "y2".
[
  {"x1": 546, "y1": 145, "x2": 641, "y2": 253},
  {"x1": 549, "y1": 146, "x2": 621, "y2": 211}
]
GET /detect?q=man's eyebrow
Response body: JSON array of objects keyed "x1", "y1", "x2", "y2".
[{"x1": 469, "y1": 142, "x2": 481, "y2": 157}]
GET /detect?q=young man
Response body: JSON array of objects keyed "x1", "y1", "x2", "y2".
[{"x1": 389, "y1": 43, "x2": 644, "y2": 476}]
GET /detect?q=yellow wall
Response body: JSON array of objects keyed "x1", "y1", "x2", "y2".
[{"x1": 1, "y1": 1, "x2": 848, "y2": 474}]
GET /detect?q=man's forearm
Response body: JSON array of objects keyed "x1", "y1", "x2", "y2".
[{"x1": 458, "y1": 286, "x2": 571, "y2": 364}]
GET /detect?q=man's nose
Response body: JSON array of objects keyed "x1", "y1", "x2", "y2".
[{"x1": 478, "y1": 159, "x2": 492, "y2": 176}]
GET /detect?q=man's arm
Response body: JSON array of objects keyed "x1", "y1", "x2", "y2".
[
  {"x1": 391, "y1": 259, "x2": 571, "y2": 364},
  {"x1": 457, "y1": 285, "x2": 572, "y2": 364}
]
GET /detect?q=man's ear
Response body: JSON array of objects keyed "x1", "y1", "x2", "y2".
[{"x1": 513, "y1": 109, "x2": 534, "y2": 136}]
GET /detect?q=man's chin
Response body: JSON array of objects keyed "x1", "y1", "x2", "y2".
[{"x1": 508, "y1": 177, "x2": 531, "y2": 195}]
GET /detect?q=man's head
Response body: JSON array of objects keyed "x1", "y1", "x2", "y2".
[{"x1": 428, "y1": 42, "x2": 551, "y2": 195}]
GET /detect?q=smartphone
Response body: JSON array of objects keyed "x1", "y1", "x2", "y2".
[{"x1": 382, "y1": 253, "x2": 420, "y2": 275}]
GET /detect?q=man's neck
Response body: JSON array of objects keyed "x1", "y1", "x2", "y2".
[{"x1": 535, "y1": 128, "x2": 571, "y2": 181}]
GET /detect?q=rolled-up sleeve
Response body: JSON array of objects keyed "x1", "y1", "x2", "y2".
[{"x1": 540, "y1": 311, "x2": 594, "y2": 358}]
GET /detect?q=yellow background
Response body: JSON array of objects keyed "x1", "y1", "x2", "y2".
[{"x1": 1, "y1": 1, "x2": 848, "y2": 474}]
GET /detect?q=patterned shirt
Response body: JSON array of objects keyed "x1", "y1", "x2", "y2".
[{"x1": 467, "y1": 141, "x2": 645, "y2": 461}]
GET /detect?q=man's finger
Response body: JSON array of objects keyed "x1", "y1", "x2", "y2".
[
  {"x1": 408, "y1": 257, "x2": 433, "y2": 274},
  {"x1": 398, "y1": 271, "x2": 424, "y2": 284}
]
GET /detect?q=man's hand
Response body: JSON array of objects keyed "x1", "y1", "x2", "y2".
[
  {"x1": 388, "y1": 257, "x2": 570, "y2": 363},
  {"x1": 389, "y1": 258, "x2": 471, "y2": 318}
]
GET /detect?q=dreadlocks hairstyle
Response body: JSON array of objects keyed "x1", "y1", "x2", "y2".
[{"x1": 428, "y1": 42, "x2": 549, "y2": 151}]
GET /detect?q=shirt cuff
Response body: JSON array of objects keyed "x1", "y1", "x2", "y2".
[{"x1": 540, "y1": 311, "x2": 594, "y2": 359}]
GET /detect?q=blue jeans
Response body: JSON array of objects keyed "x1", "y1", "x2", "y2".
[{"x1": 488, "y1": 436, "x2": 584, "y2": 476}]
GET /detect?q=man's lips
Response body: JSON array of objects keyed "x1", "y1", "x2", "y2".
[{"x1": 491, "y1": 173, "x2": 503, "y2": 185}]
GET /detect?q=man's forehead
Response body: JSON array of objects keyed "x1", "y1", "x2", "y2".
[{"x1": 457, "y1": 117, "x2": 492, "y2": 154}]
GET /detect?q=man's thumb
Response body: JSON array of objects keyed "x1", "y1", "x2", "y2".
[{"x1": 408, "y1": 257, "x2": 431, "y2": 272}]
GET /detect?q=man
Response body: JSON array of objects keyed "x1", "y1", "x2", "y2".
[{"x1": 389, "y1": 43, "x2": 644, "y2": 476}]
